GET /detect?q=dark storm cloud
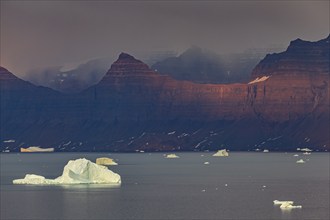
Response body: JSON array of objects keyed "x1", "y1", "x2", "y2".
[{"x1": 0, "y1": 0, "x2": 329, "y2": 75}]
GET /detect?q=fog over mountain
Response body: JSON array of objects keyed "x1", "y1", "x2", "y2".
[{"x1": 152, "y1": 46, "x2": 284, "y2": 84}]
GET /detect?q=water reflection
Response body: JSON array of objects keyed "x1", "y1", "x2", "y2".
[{"x1": 59, "y1": 183, "x2": 121, "y2": 190}]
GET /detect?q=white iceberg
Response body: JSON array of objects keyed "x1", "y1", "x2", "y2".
[
  {"x1": 21, "y1": 146, "x2": 54, "y2": 152},
  {"x1": 204, "y1": 162, "x2": 210, "y2": 165},
  {"x1": 263, "y1": 149, "x2": 269, "y2": 153},
  {"x1": 212, "y1": 149, "x2": 229, "y2": 157},
  {"x1": 165, "y1": 154, "x2": 179, "y2": 158},
  {"x1": 299, "y1": 148, "x2": 312, "y2": 152},
  {"x1": 96, "y1": 157, "x2": 118, "y2": 166},
  {"x1": 273, "y1": 200, "x2": 294, "y2": 205},
  {"x1": 279, "y1": 202, "x2": 302, "y2": 210},
  {"x1": 13, "y1": 158, "x2": 121, "y2": 185},
  {"x1": 296, "y1": 159, "x2": 306, "y2": 163}
]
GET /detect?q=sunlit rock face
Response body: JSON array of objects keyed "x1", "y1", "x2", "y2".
[
  {"x1": 246, "y1": 36, "x2": 329, "y2": 146},
  {"x1": 1, "y1": 36, "x2": 329, "y2": 151}
]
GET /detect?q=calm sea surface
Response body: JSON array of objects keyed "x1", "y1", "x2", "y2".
[{"x1": 0, "y1": 152, "x2": 329, "y2": 220}]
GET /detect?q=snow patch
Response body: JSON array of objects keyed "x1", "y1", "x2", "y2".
[{"x1": 248, "y1": 76, "x2": 270, "y2": 84}]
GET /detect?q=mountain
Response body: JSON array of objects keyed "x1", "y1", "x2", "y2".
[
  {"x1": 151, "y1": 46, "x2": 268, "y2": 84},
  {"x1": 1, "y1": 36, "x2": 329, "y2": 152}
]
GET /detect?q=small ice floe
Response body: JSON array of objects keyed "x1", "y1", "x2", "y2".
[
  {"x1": 212, "y1": 149, "x2": 229, "y2": 157},
  {"x1": 303, "y1": 152, "x2": 311, "y2": 155},
  {"x1": 13, "y1": 158, "x2": 121, "y2": 185},
  {"x1": 263, "y1": 149, "x2": 269, "y2": 153},
  {"x1": 21, "y1": 146, "x2": 54, "y2": 152},
  {"x1": 300, "y1": 148, "x2": 312, "y2": 152},
  {"x1": 293, "y1": 154, "x2": 299, "y2": 157},
  {"x1": 204, "y1": 162, "x2": 210, "y2": 165},
  {"x1": 96, "y1": 157, "x2": 118, "y2": 166},
  {"x1": 273, "y1": 200, "x2": 293, "y2": 205},
  {"x1": 273, "y1": 200, "x2": 302, "y2": 210},
  {"x1": 165, "y1": 154, "x2": 179, "y2": 159},
  {"x1": 201, "y1": 189, "x2": 206, "y2": 192},
  {"x1": 296, "y1": 159, "x2": 306, "y2": 164}
]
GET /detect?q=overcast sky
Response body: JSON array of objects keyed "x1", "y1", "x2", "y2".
[{"x1": 1, "y1": 0, "x2": 329, "y2": 75}]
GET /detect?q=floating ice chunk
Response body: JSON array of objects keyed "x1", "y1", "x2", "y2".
[
  {"x1": 273, "y1": 200, "x2": 294, "y2": 205},
  {"x1": 263, "y1": 149, "x2": 269, "y2": 153},
  {"x1": 296, "y1": 159, "x2": 306, "y2": 163},
  {"x1": 212, "y1": 149, "x2": 229, "y2": 157},
  {"x1": 13, "y1": 158, "x2": 121, "y2": 185},
  {"x1": 165, "y1": 154, "x2": 179, "y2": 159},
  {"x1": 20, "y1": 146, "x2": 54, "y2": 152},
  {"x1": 204, "y1": 162, "x2": 210, "y2": 165},
  {"x1": 300, "y1": 148, "x2": 312, "y2": 152},
  {"x1": 96, "y1": 157, "x2": 118, "y2": 166},
  {"x1": 280, "y1": 202, "x2": 302, "y2": 209},
  {"x1": 303, "y1": 152, "x2": 311, "y2": 155},
  {"x1": 293, "y1": 154, "x2": 299, "y2": 157}
]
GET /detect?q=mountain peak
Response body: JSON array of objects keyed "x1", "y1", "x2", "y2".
[{"x1": 118, "y1": 53, "x2": 138, "y2": 61}]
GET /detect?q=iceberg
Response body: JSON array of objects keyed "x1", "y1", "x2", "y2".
[
  {"x1": 96, "y1": 157, "x2": 118, "y2": 166},
  {"x1": 212, "y1": 149, "x2": 229, "y2": 157},
  {"x1": 299, "y1": 148, "x2": 312, "y2": 152},
  {"x1": 204, "y1": 162, "x2": 210, "y2": 165},
  {"x1": 296, "y1": 159, "x2": 306, "y2": 163},
  {"x1": 263, "y1": 149, "x2": 269, "y2": 153},
  {"x1": 165, "y1": 154, "x2": 179, "y2": 158},
  {"x1": 273, "y1": 200, "x2": 294, "y2": 205},
  {"x1": 20, "y1": 146, "x2": 54, "y2": 152},
  {"x1": 280, "y1": 202, "x2": 302, "y2": 209},
  {"x1": 13, "y1": 158, "x2": 121, "y2": 185}
]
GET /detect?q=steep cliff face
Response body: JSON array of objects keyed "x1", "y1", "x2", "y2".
[
  {"x1": 1, "y1": 36, "x2": 329, "y2": 152},
  {"x1": 247, "y1": 35, "x2": 329, "y2": 148}
]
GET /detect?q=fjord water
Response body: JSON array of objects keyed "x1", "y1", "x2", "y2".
[{"x1": 1, "y1": 152, "x2": 329, "y2": 220}]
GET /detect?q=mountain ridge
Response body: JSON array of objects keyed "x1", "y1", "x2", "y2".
[{"x1": 1, "y1": 35, "x2": 329, "y2": 152}]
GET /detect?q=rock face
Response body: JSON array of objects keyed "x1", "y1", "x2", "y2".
[{"x1": 1, "y1": 36, "x2": 329, "y2": 152}]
